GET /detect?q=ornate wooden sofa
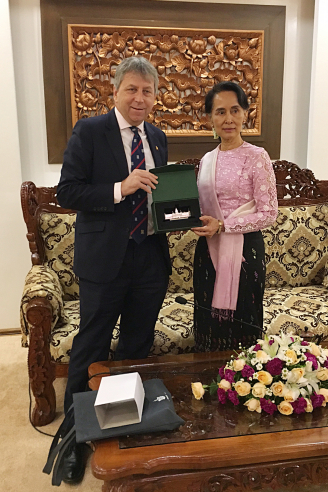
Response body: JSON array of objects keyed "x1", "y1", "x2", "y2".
[{"x1": 20, "y1": 160, "x2": 328, "y2": 426}]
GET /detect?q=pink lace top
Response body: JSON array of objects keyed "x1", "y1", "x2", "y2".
[{"x1": 199, "y1": 141, "x2": 278, "y2": 233}]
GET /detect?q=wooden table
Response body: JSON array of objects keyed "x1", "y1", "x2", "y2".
[{"x1": 88, "y1": 352, "x2": 328, "y2": 492}]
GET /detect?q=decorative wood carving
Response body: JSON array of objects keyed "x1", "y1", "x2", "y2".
[
  {"x1": 68, "y1": 25, "x2": 264, "y2": 136},
  {"x1": 176, "y1": 159, "x2": 328, "y2": 206},
  {"x1": 272, "y1": 160, "x2": 326, "y2": 203},
  {"x1": 26, "y1": 299, "x2": 56, "y2": 426},
  {"x1": 102, "y1": 457, "x2": 328, "y2": 492}
]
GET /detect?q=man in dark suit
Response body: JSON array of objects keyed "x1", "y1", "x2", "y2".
[{"x1": 56, "y1": 57, "x2": 171, "y2": 484}]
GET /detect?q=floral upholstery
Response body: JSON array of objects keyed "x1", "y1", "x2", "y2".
[
  {"x1": 39, "y1": 212, "x2": 79, "y2": 301},
  {"x1": 263, "y1": 286, "x2": 328, "y2": 336},
  {"x1": 20, "y1": 204, "x2": 328, "y2": 363},
  {"x1": 262, "y1": 204, "x2": 328, "y2": 336},
  {"x1": 263, "y1": 205, "x2": 327, "y2": 288}
]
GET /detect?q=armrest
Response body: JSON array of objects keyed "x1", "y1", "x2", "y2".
[{"x1": 20, "y1": 265, "x2": 64, "y2": 345}]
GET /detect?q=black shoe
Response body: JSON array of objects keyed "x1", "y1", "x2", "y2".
[{"x1": 62, "y1": 442, "x2": 90, "y2": 484}]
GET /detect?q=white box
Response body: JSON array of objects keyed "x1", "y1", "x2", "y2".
[{"x1": 94, "y1": 372, "x2": 145, "y2": 430}]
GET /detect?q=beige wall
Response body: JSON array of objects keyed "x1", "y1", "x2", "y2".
[
  {"x1": 1, "y1": 0, "x2": 30, "y2": 330},
  {"x1": 1, "y1": 0, "x2": 326, "y2": 330}
]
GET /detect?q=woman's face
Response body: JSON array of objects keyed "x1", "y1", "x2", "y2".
[{"x1": 210, "y1": 91, "x2": 247, "y2": 147}]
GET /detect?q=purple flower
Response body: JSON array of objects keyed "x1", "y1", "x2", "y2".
[
  {"x1": 223, "y1": 369, "x2": 236, "y2": 384},
  {"x1": 269, "y1": 339, "x2": 274, "y2": 346},
  {"x1": 218, "y1": 366, "x2": 226, "y2": 379},
  {"x1": 253, "y1": 344, "x2": 262, "y2": 351},
  {"x1": 305, "y1": 352, "x2": 318, "y2": 370},
  {"x1": 291, "y1": 397, "x2": 307, "y2": 414},
  {"x1": 227, "y1": 389, "x2": 239, "y2": 406},
  {"x1": 266, "y1": 358, "x2": 284, "y2": 376},
  {"x1": 311, "y1": 393, "x2": 324, "y2": 409},
  {"x1": 301, "y1": 341, "x2": 309, "y2": 346},
  {"x1": 324, "y1": 359, "x2": 328, "y2": 369},
  {"x1": 290, "y1": 337, "x2": 294, "y2": 343},
  {"x1": 241, "y1": 364, "x2": 255, "y2": 379},
  {"x1": 260, "y1": 398, "x2": 277, "y2": 415},
  {"x1": 217, "y1": 388, "x2": 227, "y2": 404}
]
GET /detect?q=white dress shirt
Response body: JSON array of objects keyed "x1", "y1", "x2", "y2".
[{"x1": 114, "y1": 107, "x2": 155, "y2": 235}]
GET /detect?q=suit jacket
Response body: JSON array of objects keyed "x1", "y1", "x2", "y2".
[{"x1": 57, "y1": 109, "x2": 171, "y2": 283}]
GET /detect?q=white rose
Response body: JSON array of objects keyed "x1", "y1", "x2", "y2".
[
  {"x1": 252, "y1": 382, "x2": 266, "y2": 398},
  {"x1": 244, "y1": 398, "x2": 261, "y2": 413},
  {"x1": 233, "y1": 359, "x2": 246, "y2": 372},
  {"x1": 218, "y1": 379, "x2": 231, "y2": 391}
]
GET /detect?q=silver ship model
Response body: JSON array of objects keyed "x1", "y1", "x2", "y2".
[{"x1": 164, "y1": 208, "x2": 191, "y2": 221}]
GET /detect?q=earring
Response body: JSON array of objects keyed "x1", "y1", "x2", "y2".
[{"x1": 212, "y1": 127, "x2": 219, "y2": 140}]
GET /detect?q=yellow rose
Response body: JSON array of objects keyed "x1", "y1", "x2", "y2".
[
  {"x1": 284, "y1": 389, "x2": 297, "y2": 402},
  {"x1": 319, "y1": 388, "x2": 328, "y2": 403},
  {"x1": 218, "y1": 379, "x2": 231, "y2": 391},
  {"x1": 291, "y1": 367, "x2": 305, "y2": 381},
  {"x1": 271, "y1": 381, "x2": 285, "y2": 397},
  {"x1": 317, "y1": 368, "x2": 328, "y2": 381},
  {"x1": 191, "y1": 382, "x2": 205, "y2": 400},
  {"x1": 304, "y1": 398, "x2": 313, "y2": 413},
  {"x1": 285, "y1": 349, "x2": 298, "y2": 364},
  {"x1": 252, "y1": 382, "x2": 266, "y2": 398},
  {"x1": 235, "y1": 381, "x2": 251, "y2": 396},
  {"x1": 308, "y1": 342, "x2": 321, "y2": 357},
  {"x1": 278, "y1": 401, "x2": 293, "y2": 415},
  {"x1": 257, "y1": 371, "x2": 273, "y2": 386},
  {"x1": 233, "y1": 359, "x2": 246, "y2": 372},
  {"x1": 244, "y1": 398, "x2": 261, "y2": 413}
]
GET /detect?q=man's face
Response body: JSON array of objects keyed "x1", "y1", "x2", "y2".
[{"x1": 113, "y1": 71, "x2": 156, "y2": 126}]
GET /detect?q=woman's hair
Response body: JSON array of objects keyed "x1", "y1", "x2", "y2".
[
  {"x1": 205, "y1": 81, "x2": 249, "y2": 114},
  {"x1": 114, "y1": 57, "x2": 158, "y2": 93}
]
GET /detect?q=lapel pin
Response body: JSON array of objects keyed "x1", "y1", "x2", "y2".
[{"x1": 155, "y1": 146, "x2": 159, "y2": 150}]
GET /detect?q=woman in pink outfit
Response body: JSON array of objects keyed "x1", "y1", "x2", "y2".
[{"x1": 192, "y1": 82, "x2": 278, "y2": 351}]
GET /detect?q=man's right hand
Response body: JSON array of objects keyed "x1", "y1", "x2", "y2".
[{"x1": 121, "y1": 169, "x2": 158, "y2": 196}]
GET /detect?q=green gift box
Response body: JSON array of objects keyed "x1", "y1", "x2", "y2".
[{"x1": 150, "y1": 164, "x2": 202, "y2": 233}]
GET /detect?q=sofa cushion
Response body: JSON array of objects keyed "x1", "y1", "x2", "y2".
[
  {"x1": 263, "y1": 204, "x2": 328, "y2": 288},
  {"x1": 49, "y1": 293, "x2": 195, "y2": 363},
  {"x1": 263, "y1": 285, "x2": 328, "y2": 336},
  {"x1": 151, "y1": 292, "x2": 195, "y2": 355},
  {"x1": 167, "y1": 230, "x2": 197, "y2": 293},
  {"x1": 39, "y1": 212, "x2": 79, "y2": 301}
]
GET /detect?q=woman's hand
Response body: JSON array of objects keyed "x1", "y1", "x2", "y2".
[{"x1": 191, "y1": 216, "x2": 224, "y2": 238}]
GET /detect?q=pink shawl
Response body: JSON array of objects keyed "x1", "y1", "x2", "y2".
[{"x1": 198, "y1": 147, "x2": 256, "y2": 311}]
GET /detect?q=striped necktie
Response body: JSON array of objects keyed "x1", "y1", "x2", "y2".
[{"x1": 130, "y1": 126, "x2": 148, "y2": 243}]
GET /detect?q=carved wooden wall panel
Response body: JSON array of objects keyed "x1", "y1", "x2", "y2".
[
  {"x1": 68, "y1": 25, "x2": 263, "y2": 137},
  {"x1": 41, "y1": 0, "x2": 285, "y2": 162}
]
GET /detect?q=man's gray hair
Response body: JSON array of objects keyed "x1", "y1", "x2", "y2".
[{"x1": 114, "y1": 57, "x2": 158, "y2": 93}]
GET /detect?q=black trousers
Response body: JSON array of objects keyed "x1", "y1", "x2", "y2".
[{"x1": 64, "y1": 235, "x2": 169, "y2": 413}]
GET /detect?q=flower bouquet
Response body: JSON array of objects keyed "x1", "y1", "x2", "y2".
[{"x1": 191, "y1": 333, "x2": 328, "y2": 415}]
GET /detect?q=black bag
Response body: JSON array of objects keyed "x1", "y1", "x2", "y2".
[{"x1": 43, "y1": 378, "x2": 184, "y2": 486}]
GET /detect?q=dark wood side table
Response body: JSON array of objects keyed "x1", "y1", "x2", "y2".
[{"x1": 88, "y1": 352, "x2": 328, "y2": 492}]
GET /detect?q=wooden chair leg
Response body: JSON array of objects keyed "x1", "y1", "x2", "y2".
[{"x1": 26, "y1": 299, "x2": 56, "y2": 426}]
